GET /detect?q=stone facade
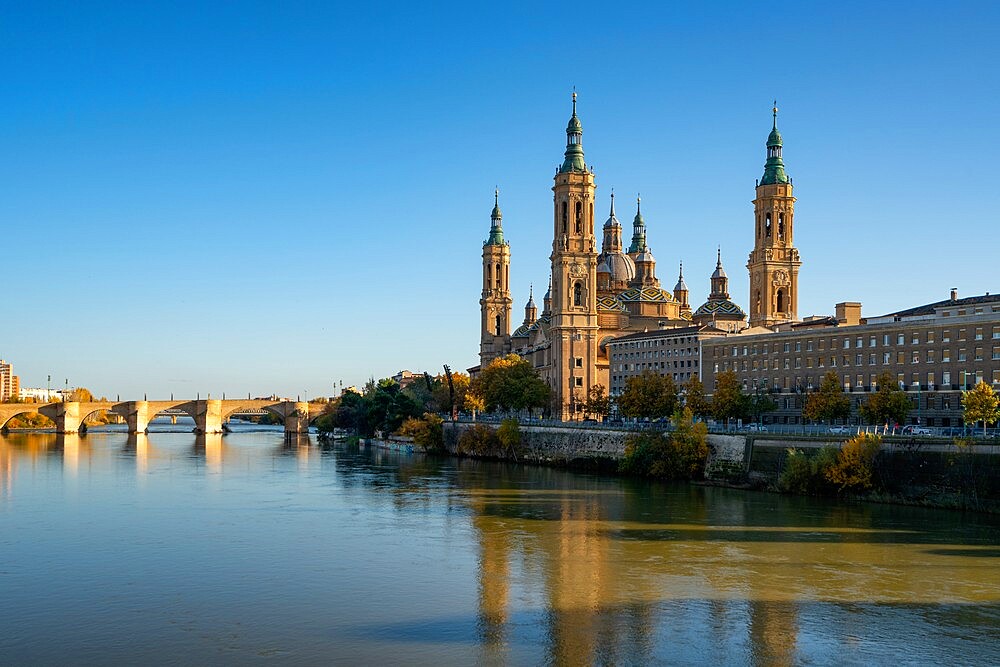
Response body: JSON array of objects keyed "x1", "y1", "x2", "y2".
[{"x1": 702, "y1": 292, "x2": 1000, "y2": 426}]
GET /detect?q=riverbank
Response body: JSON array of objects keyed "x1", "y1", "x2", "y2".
[{"x1": 440, "y1": 421, "x2": 1000, "y2": 513}]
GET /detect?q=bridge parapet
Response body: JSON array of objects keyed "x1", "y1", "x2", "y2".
[{"x1": 0, "y1": 398, "x2": 327, "y2": 435}]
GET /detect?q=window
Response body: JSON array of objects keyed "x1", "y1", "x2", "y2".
[
  {"x1": 897, "y1": 334, "x2": 905, "y2": 345},
  {"x1": 943, "y1": 330, "x2": 951, "y2": 343},
  {"x1": 896, "y1": 351, "x2": 905, "y2": 364},
  {"x1": 574, "y1": 201, "x2": 582, "y2": 234},
  {"x1": 856, "y1": 337, "x2": 863, "y2": 348},
  {"x1": 912, "y1": 334, "x2": 919, "y2": 345},
  {"x1": 574, "y1": 377, "x2": 583, "y2": 387},
  {"x1": 927, "y1": 350, "x2": 935, "y2": 363},
  {"x1": 495, "y1": 314, "x2": 502, "y2": 336},
  {"x1": 869, "y1": 336, "x2": 876, "y2": 347},
  {"x1": 883, "y1": 352, "x2": 891, "y2": 364},
  {"x1": 994, "y1": 346, "x2": 1000, "y2": 361},
  {"x1": 975, "y1": 327, "x2": 984, "y2": 341},
  {"x1": 958, "y1": 349, "x2": 967, "y2": 362},
  {"x1": 795, "y1": 341, "x2": 802, "y2": 352},
  {"x1": 927, "y1": 331, "x2": 935, "y2": 344},
  {"x1": 927, "y1": 372, "x2": 935, "y2": 387},
  {"x1": 575, "y1": 357, "x2": 583, "y2": 368},
  {"x1": 975, "y1": 347, "x2": 983, "y2": 361},
  {"x1": 784, "y1": 342, "x2": 791, "y2": 353},
  {"x1": 942, "y1": 349, "x2": 951, "y2": 362},
  {"x1": 869, "y1": 353, "x2": 876, "y2": 365},
  {"x1": 959, "y1": 329, "x2": 967, "y2": 341},
  {"x1": 993, "y1": 326, "x2": 1000, "y2": 340},
  {"x1": 573, "y1": 282, "x2": 582, "y2": 307},
  {"x1": 561, "y1": 201, "x2": 568, "y2": 233},
  {"x1": 844, "y1": 339, "x2": 851, "y2": 349},
  {"x1": 912, "y1": 351, "x2": 920, "y2": 364},
  {"x1": 856, "y1": 354, "x2": 863, "y2": 365},
  {"x1": 883, "y1": 334, "x2": 890, "y2": 345}
]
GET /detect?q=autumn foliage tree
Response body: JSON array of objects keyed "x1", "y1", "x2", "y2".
[
  {"x1": 803, "y1": 371, "x2": 852, "y2": 424},
  {"x1": 470, "y1": 354, "x2": 550, "y2": 413},
  {"x1": 617, "y1": 371, "x2": 677, "y2": 419},
  {"x1": 859, "y1": 372, "x2": 911, "y2": 426},
  {"x1": 962, "y1": 381, "x2": 1000, "y2": 436},
  {"x1": 711, "y1": 371, "x2": 749, "y2": 425}
]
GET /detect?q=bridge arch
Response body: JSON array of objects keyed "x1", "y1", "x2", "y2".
[
  {"x1": 221, "y1": 403, "x2": 287, "y2": 424},
  {"x1": 0, "y1": 406, "x2": 56, "y2": 430}
]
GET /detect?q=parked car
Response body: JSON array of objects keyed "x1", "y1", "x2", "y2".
[
  {"x1": 828, "y1": 426, "x2": 851, "y2": 435},
  {"x1": 902, "y1": 425, "x2": 932, "y2": 435},
  {"x1": 745, "y1": 424, "x2": 768, "y2": 432}
]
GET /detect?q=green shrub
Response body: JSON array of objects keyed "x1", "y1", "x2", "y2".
[
  {"x1": 456, "y1": 423, "x2": 500, "y2": 457},
  {"x1": 398, "y1": 413, "x2": 445, "y2": 453},
  {"x1": 619, "y1": 408, "x2": 709, "y2": 480},
  {"x1": 779, "y1": 436, "x2": 881, "y2": 496}
]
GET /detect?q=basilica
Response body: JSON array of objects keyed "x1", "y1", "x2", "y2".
[{"x1": 474, "y1": 94, "x2": 801, "y2": 419}]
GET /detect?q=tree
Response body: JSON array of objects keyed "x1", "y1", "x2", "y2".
[
  {"x1": 619, "y1": 408, "x2": 708, "y2": 479},
  {"x1": 582, "y1": 384, "x2": 611, "y2": 420},
  {"x1": 803, "y1": 371, "x2": 852, "y2": 423},
  {"x1": 69, "y1": 387, "x2": 94, "y2": 402},
  {"x1": 465, "y1": 390, "x2": 485, "y2": 421},
  {"x1": 962, "y1": 381, "x2": 1000, "y2": 436},
  {"x1": 747, "y1": 381, "x2": 778, "y2": 425},
  {"x1": 470, "y1": 354, "x2": 550, "y2": 413},
  {"x1": 859, "y1": 371, "x2": 910, "y2": 426},
  {"x1": 711, "y1": 370, "x2": 749, "y2": 425},
  {"x1": 617, "y1": 371, "x2": 677, "y2": 420},
  {"x1": 681, "y1": 376, "x2": 710, "y2": 420}
]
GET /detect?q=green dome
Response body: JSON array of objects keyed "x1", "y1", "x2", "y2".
[{"x1": 767, "y1": 126, "x2": 782, "y2": 147}]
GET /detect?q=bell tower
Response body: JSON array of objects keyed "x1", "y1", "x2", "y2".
[
  {"x1": 480, "y1": 189, "x2": 512, "y2": 365},
  {"x1": 748, "y1": 103, "x2": 801, "y2": 328},
  {"x1": 550, "y1": 92, "x2": 598, "y2": 420}
]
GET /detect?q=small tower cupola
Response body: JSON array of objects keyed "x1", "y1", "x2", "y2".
[
  {"x1": 627, "y1": 195, "x2": 647, "y2": 255},
  {"x1": 559, "y1": 92, "x2": 586, "y2": 173},
  {"x1": 673, "y1": 262, "x2": 690, "y2": 312},
  {"x1": 485, "y1": 188, "x2": 505, "y2": 246},
  {"x1": 760, "y1": 102, "x2": 790, "y2": 186},
  {"x1": 710, "y1": 248, "x2": 730, "y2": 299},
  {"x1": 523, "y1": 285, "x2": 537, "y2": 326}
]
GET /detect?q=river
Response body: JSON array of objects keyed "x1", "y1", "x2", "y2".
[{"x1": 1, "y1": 424, "x2": 998, "y2": 665}]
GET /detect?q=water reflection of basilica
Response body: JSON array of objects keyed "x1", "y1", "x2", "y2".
[{"x1": 466, "y1": 473, "x2": 804, "y2": 665}]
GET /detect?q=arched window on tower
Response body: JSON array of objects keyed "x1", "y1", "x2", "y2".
[
  {"x1": 765, "y1": 213, "x2": 772, "y2": 237},
  {"x1": 574, "y1": 282, "x2": 583, "y2": 307},
  {"x1": 755, "y1": 290, "x2": 762, "y2": 315},
  {"x1": 495, "y1": 263, "x2": 501, "y2": 289},
  {"x1": 777, "y1": 289, "x2": 785, "y2": 313},
  {"x1": 562, "y1": 201, "x2": 568, "y2": 233},
  {"x1": 575, "y1": 202, "x2": 582, "y2": 234},
  {"x1": 778, "y1": 213, "x2": 785, "y2": 240},
  {"x1": 757, "y1": 215, "x2": 761, "y2": 239},
  {"x1": 495, "y1": 314, "x2": 502, "y2": 337}
]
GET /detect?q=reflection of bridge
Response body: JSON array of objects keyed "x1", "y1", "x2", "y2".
[{"x1": 0, "y1": 399, "x2": 325, "y2": 435}]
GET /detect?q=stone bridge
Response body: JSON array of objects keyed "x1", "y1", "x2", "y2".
[{"x1": 0, "y1": 399, "x2": 326, "y2": 435}]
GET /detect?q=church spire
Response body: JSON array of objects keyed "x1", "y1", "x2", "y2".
[
  {"x1": 485, "y1": 187, "x2": 505, "y2": 246},
  {"x1": 628, "y1": 194, "x2": 646, "y2": 254},
  {"x1": 559, "y1": 91, "x2": 586, "y2": 173},
  {"x1": 760, "y1": 101, "x2": 789, "y2": 185},
  {"x1": 711, "y1": 247, "x2": 730, "y2": 299}
]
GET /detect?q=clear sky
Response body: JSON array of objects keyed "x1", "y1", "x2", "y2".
[{"x1": 2, "y1": 1, "x2": 998, "y2": 399}]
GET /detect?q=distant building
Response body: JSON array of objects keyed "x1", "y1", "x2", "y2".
[
  {"x1": 0, "y1": 361, "x2": 20, "y2": 402},
  {"x1": 19, "y1": 387, "x2": 62, "y2": 402},
  {"x1": 607, "y1": 325, "x2": 728, "y2": 398},
  {"x1": 391, "y1": 370, "x2": 423, "y2": 389},
  {"x1": 701, "y1": 291, "x2": 1000, "y2": 427}
]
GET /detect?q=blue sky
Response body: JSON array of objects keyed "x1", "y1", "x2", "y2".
[{"x1": 1, "y1": 1, "x2": 998, "y2": 399}]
